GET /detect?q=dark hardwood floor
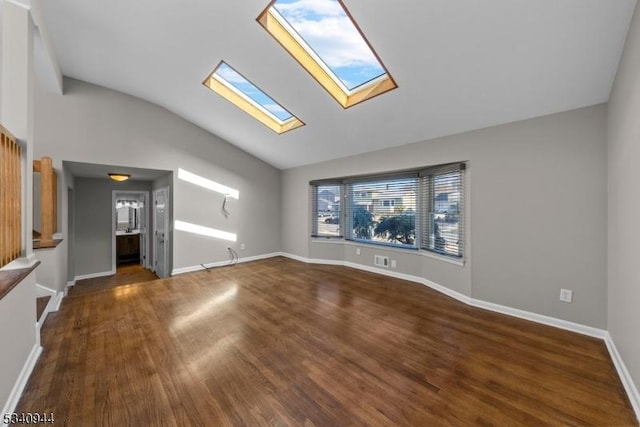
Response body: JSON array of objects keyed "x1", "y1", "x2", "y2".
[
  {"x1": 69, "y1": 263, "x2": 159, "y2": 297},
  {"x1": 16, "y1": 257, "x2": 637, "y2": 426},
  {"x1": 36, "y1": 295, "x2": 51, "y2": 321}
]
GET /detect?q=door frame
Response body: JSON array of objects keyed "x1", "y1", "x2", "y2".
[
  {"x1": 152, "y1": 187, "x2": 170, "y2": 277},
  {"x1": 111, "y1": 190, "x2": 151, "y2": 272}
]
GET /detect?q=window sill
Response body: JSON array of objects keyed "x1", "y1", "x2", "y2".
[
  {"x1": 0, "y1": 259, "x2": 41, "y2": 301},
  {"x1": 310, "y1": 238, "x2": 465, "y2": 267}
]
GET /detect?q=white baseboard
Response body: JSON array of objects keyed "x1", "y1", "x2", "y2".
[
  {"x1": 605, "y1": 333, "x2": 640, "y2": 422},
  {"x1": 469, "y1": 299, "x2": 607, "y2": 339},
  {"x1": 52, "y1": 292, "x2": 63, "y2": 311},
  {"x1": 74, "y1": 270, "x2": 115, "y2": 281},
  {"x1": 279, "y1": 252, "x2": 607, "y2": 338},
  {"x1": 34, "y1": 283, "x2": 56, "y2": 298},
  {"x1": 280, "y1": 252, "x2": 640, "y2": 414},
  {"x1": 36, "y1": 292, "x2": 64, "y2": 332},
  {"x1": 1, "y1": 344, "x2": 42, "y2": 424},
  {"x1": 172, "y1": 252, "x2": 283, "y2": 276}
]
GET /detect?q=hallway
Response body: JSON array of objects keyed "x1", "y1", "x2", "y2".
[{"x1": 69, "y1": 264, "x2": 159, "y2": 297}]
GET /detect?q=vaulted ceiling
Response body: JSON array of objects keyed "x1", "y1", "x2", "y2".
[{"x1": 39, "y1": 0, "x2": 636, "y2": 169}]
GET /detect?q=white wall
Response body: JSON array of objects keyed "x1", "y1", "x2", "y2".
[
  {"x1": 35, "y1": 78, "x2": 282, "y2": 275},
  {"x1": 607, "y1": 1, "x2": 640, "y2": 398},
  {"x1": 0, "y1": 270, "x2": 37, "y2": 415},
  {"x1": 0, "y1": 2, "x2": 39, "y2": 415},
  {"x1": 282, "y1": 105, "x2": 608, "y2": 328}
]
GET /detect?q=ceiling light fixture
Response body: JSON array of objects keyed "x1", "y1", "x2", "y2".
[{"x1": 108, "y1": 173, "x2": 131, "y2": 182}]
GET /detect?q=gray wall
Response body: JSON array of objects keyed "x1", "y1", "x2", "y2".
[
  {"x1": 282, "y1": 105, "x2": 607, "y2": 328},
  {"x1": 607, "y1": 1, "x2": 640, "y2": 393},
  {"x1": 74, "y1": 178, "x2": 152, "y2": 277},
  {"x1": 35, "y1": 78, "x2": 282, "y2": 275}
]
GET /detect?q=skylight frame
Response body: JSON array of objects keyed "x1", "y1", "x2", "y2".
[
  {"x1": 203, "y1": 61, "x2": 305, "y2": 135},
  {"x1": 257, "y1": 0, "x2": 397, "y2": 109}
]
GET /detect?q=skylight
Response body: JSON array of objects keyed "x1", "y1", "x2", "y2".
[
  {"x1": 258, "y1": 0, "x2": 397, "y2": 108},
  {"x1": 203, "y1": 61, "x2": 304, "y2": 134}
]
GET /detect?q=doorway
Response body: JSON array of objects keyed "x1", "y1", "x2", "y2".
[
  {"x1": 153, "y1": 187, "x2": 170, "y2": 278},
  {"x1": 112, "y1": 191, "x2": 150, "y2": 272}
]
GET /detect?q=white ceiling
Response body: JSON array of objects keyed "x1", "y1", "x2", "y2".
[{"x1": 39, "y1": 0, "x2": 636, "y2": 170}]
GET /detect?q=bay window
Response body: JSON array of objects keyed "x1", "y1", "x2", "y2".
[{"x1": 310, "y1": 162, "x2": 465, "y2": 260}]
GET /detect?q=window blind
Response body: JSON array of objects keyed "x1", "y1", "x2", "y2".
[
  {"x1": 311, "y1": 183, "x2": 342, "y2": 237},
  {"x1": 420, "y1": 164, "x2": 465, "y2": 257},
  {"x1": 310, "y1": 162, "x2": 465, "y2": 260}
]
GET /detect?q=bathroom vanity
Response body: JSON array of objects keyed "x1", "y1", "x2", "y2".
[{"x1": 116, "y1": 231, "x2": 140, "y2": 265}]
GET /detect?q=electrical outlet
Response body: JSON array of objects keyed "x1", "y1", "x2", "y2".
[
  {"x1": 390, "y1": 259, "x2": 397, "y2": 269},
  {"x1": 560, "y1": 288, "x2": 573, "y2": 303},
  {"x1": 374, "y1": 255, "x2": 389, "y2": 268},
  {"x1": 240, "y1": 243, "x2": 246, "y2": 251},
  {"x1": 356, "y1": 248, "x2": 361, "y2": 255}
]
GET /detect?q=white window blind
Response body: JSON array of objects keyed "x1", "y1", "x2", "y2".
[
  {"x1": 420, "y1": 164, "x2": 465, "y2": 258},
  {"x1": 311, "y1": 184, "x2": 342, "y2": 237}
]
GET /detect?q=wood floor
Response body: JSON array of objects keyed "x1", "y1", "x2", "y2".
[
  {"x1": 69, "y1": 263, "x2": 159, "y2": 297},
  {"x1": 17, "y1": 257, "x2": 637, "y2": 426},
  {"x1": 36, "y1": 295, "x2": 51, "y2": 321}
]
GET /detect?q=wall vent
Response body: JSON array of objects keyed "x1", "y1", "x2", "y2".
[{"x1": 374, "y1": 255, "x2": 389, "y2": 268}]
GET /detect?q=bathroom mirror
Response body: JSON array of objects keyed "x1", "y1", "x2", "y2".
[{"x1": 115, "y1": 200, "x2": 142, "y2": 232}]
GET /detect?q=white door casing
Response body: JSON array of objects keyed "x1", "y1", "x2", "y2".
[{"x1": 153, "y1": 187, "x2": 170, "y2": 278}]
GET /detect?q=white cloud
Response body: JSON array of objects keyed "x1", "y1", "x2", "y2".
[
  {"x1": 215, "y1": 64, "x2": 249, "y2": 85},
  {"x1": 274, "y1": 0, "x2": 382, "y2": 70},
  {"x1": 275, "y1": 0, "x2": 344, "y2": 19}
]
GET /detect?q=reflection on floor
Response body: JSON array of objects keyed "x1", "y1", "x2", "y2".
[
  {"x1": 16, "y1": 257, "x2": 637, "y2": 425},
  {"x1": 69, "y1": 263, "x2": 159, "y2": 297}
]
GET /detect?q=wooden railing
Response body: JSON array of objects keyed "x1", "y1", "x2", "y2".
[
  {"x1": 0, "y1": 125, "x2": 22, "y2": 267},
  {"x1": 33, "y1": 156, "x2": 57, "y2": 248}
]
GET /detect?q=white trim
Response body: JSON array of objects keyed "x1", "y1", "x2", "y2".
[
  {"x1": 171, "y1": 252, "x2": 283, "y2": 276},
  {"x1": 113, "y1": 190, "x2": 151, "y2": 272},
  {"x1": 52, "y1": 291, "x2": 63, "y2": 311},
  {"x1": 279, "y1": 252, "x2": 640, "y2": 409},
  {"x1": 280, "y1": 252, "x2": 607, "y2": 338},
  {"x1": 469, "y1": 299, "x2": 607, "y2": 339},
  {"x1": 1, "y1": 344, "x2": 42, "y2": 424},
  {"x1": 65, "y1": 280, "x2": 75, "y2": 297},
  {"x1": 152, "y1": 187, "x2": 170, "y2": 278},
  {"x1": 35, "y1": 283, "x2": 56, "y2": 298},
  {"x1": 74, "y1": 270, "x2": 114, "y2": 281},
  {"x1": 605, "y1": 333, "x2": 640, "y2": 422},
  {"x1": 36, "y1": 292, "x2": 63, "y2": 332},
  {"x1": 0, "y1": 255, "x2": 39, "y2": 272}
]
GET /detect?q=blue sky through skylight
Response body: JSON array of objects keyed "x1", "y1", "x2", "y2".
[
  {"x1": 272, "y1": 0, "x2": 386, "y2": 91},
  {"x1": 214, "y1": 62, "x2": 294, "y2": 122}
]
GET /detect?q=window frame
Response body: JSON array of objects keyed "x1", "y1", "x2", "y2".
[
  {"x1": 311, "y1": 181, "x2": 344, "y2": 238},
  {"x1": 203, "y1": 61, "x2": 305, "y2": 135},
  {"x1": 309, "y1": 162, "x2": 466, "y2": 261},
  {"x1": 344, "y1": 174, "x2": 419, "y2": 249},
  {"x1": 257, "y1": 0, "x2": 397, "y2": 109},
  {"x1": 419, "y1": 164, "x2": 465, "y2": 259}
]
